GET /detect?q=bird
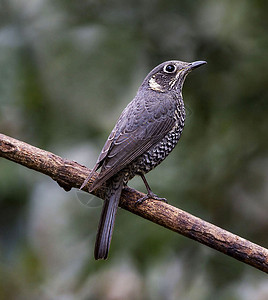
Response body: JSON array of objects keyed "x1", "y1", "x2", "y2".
[{"x1": 81, "y1": 59, "x2": 206, "y2": 260}]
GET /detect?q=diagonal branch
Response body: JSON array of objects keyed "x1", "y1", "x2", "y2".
[{"x1": 0, "y1": 133, "x2": 267, "y2": 273}]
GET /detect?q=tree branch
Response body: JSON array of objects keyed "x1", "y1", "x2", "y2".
[{"x1": 0, "y1": 133, "x2": 267, "y2": 273}]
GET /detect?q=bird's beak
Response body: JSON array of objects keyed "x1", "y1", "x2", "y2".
[
  {"x1": 173, "y1": 60, "x2": 207, "y2": 86},
  {"x1": 189, "y1": 60, "x2": 207, "y2": 70}
]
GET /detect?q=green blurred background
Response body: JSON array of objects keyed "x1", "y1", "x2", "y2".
[{"x1": 0, "y1": 0, "x2": 268, "y2": 299}]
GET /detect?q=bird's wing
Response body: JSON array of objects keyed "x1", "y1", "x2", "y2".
[{"x1": 89, "y1": 92, "x2": 178, "y2": 191}]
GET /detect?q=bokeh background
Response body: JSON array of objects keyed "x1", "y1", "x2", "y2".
[{"x1": 0, "y1": 0, "x2": 268, "y2": 299}]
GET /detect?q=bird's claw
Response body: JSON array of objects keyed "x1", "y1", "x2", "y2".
[{"x1": 135, "y1": 192, "x2": 167, "y2": 205}]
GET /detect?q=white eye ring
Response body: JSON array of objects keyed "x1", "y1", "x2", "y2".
[{"x1": 163, "y1": 64, "x2": 177, "y2": 73}]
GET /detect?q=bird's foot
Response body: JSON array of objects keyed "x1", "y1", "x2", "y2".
[{"x1": 135, "y1": 191, "x2": 167, "y2": 205}]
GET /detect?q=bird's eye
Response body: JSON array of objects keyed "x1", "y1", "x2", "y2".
[{"x1": 163, "y1": 64, "x2": 176, "y2": 73}]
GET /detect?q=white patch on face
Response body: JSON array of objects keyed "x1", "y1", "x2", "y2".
[{"x1": 149, "y1": 77, "x2": 164, "y2": 92}]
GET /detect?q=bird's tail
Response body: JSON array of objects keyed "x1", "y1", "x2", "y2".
[{"x1": 94, "y1": 174, "x2": 124, "y2": 260}]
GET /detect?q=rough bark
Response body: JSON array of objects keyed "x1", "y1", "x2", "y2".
[{"x1": 0, "y1": 133, "x2": 267, "y2": 273}]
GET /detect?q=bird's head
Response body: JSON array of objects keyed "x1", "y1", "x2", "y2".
[{"x1": 142, "y1": 60, "x2": 206, "y2": 93}]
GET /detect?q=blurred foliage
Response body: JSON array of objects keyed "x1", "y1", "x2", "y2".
[{"x1": 0, "y1": 0, "x2": 268, "y2": 299}]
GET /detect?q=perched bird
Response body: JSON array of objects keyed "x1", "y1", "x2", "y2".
[{"x1": 81, "y1": 60, "x2": 206, "y2": 260}]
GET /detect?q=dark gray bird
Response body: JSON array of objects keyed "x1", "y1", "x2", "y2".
[{"x1": 81, "y1": 60, "x2": 206, "y2": 260}]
